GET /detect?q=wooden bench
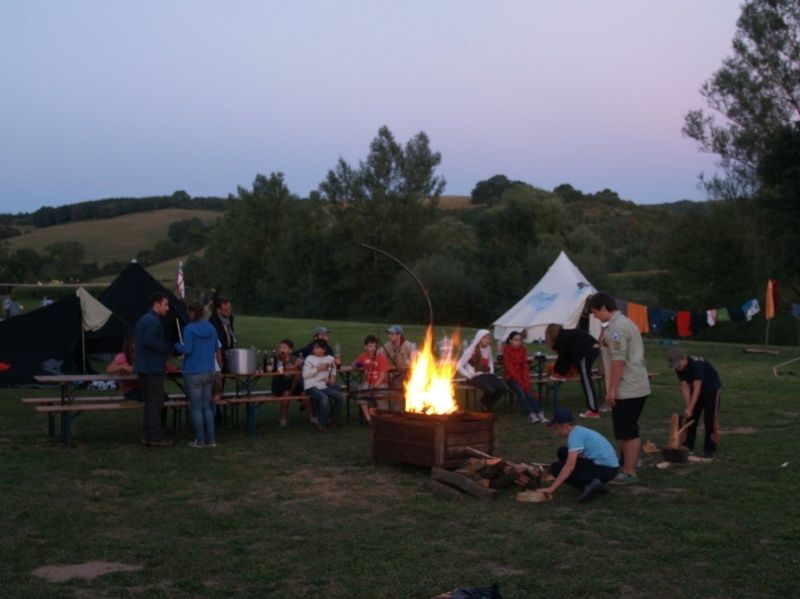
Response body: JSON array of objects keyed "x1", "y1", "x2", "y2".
[{"x1": 32, "y1": 399, "x2": 190, "y2": 447}]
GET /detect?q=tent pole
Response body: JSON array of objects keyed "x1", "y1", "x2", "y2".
[
  {"x1": 81, "y1": 328, "x2": 86, "y2": 374},
  {"x1": 176, "y1": 319, "x2": 183, "y2": 344}
]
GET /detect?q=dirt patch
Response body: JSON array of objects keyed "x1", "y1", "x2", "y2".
[
  {"x1": 33, "y1": 561, "x2": 142, "y2": 583},
  {"x1": 722, "y1": 426, "x2": 758, "y2": 435},
  {"x1": 91, "y1": 468, "x2": 124, "y2": 477},
  {"x1": 488, "y1": 562, "x2": 526, "y2": 577}
]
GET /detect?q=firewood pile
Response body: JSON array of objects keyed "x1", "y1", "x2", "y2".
[{"x1": 424, "y1": 447, "x2": 553, "y2": 502}]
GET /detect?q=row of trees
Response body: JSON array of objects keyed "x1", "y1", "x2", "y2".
[{"x1": 2, "y1": 0, "x2": 796, "y2": 343}]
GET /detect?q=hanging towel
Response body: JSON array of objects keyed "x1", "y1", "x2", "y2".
[
  {"x1": 676, "y1": 311, "x2": 692, "y2": 337},
  {"x1": 742, "y1": 299, "x2": 760, "y2": 321},
  {"x1": 648, "y1": 307, "x2": 665, "y2": 335},
  {"x1": 791, "y1": 303, "x2": 800, "y2": 319},
  {"x1": 615, "y1": 298, "x2": 628, "y2": 316},
  {"x1": 716, "y1": 307, "x2": 731, "y2": 322},
  {"x1": 706, "y1": 309, "x2": 717, "y2": 326},
  {"x1": 727, "y1": 304, "x2": 746, "y2": 321},
  {"x1": 691, "y1": 310, "x2": 707, "y2": 332},
  {"x1": 627, "y1": 302, "x2": 649, "y2": 334}
]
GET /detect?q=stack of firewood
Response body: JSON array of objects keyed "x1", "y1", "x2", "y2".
[{"x1": 424, "y1": 448, "x2": 552, "y2": 501}]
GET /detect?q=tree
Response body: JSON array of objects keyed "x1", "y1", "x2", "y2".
[
  {"x1": 756, "y1": 123, "x2": 800, "y2": 292},
  {"x1": 318, "y1": 126, "x2": 447, "y2": 319},
  {"x1": 44, "y1": 241, "x2": 85, "y2": 281},
  {"x1": 683, "y1": 0, "x2": 800, "y2": 198},
  {"x1": 470, "y1": 174, "x2": 523, "y2": 204}
]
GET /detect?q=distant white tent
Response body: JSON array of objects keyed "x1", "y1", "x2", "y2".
[{"x1": 493, "y1": 251, "x2": 600, "y2": 342}]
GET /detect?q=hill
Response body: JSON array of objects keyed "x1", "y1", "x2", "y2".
[{"x1": 5, "y1": 208, "x2": 221, "y2": 266}]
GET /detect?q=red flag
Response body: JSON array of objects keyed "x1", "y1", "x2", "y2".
[{"x1": 765, "y1": 279, "x2": 776, "y2": 320}]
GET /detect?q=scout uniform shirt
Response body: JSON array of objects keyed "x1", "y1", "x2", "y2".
[{"x1": 600, "y1": 311, "x2": 650, "y2": 399}]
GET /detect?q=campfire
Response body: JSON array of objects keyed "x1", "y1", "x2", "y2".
[
  {"x1": 404, "y1": 327, "x2": 459, "y2": 415},
  {"x1": 371, "y1": 327, "x2": 495, "y2": 469}
]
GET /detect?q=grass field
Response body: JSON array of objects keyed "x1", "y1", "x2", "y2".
[
  {"x1": 5, "y1": 209, "x2": 221, "y2": 266},
  {"x1": 1, "y1": 316, "x2": 798, "y2": 597}
]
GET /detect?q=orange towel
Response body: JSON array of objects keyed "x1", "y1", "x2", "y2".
[{"x1": 627, "y1": 302, "x2": 650, "y2": 334}]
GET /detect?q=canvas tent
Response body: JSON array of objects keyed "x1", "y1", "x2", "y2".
[
  {"x1": 493, "y1": 251, "x2": 600, "y2": 342},
  {"x1": 86, "y1": 260, "x2": 189, "y2": 353},
  {"x1": 0, "y1": 288, "x2": 114, "y2": 386}
]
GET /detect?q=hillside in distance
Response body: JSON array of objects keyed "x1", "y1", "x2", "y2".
[{"x1": 5, "y1": 208, "x2": 221, "y2": 266}]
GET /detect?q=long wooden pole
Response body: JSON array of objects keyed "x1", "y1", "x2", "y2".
[{"x1": 360, "y1": 243, "x2": 434, "y2": 329}]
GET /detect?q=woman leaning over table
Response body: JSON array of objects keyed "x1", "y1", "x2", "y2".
[{"x1": 175, "y1": 302, "x2": 221, "y2": 448}]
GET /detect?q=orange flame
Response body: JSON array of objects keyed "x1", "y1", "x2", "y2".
[{"x1": 404, "y1": 326, "x2": 460, "y2": 415}]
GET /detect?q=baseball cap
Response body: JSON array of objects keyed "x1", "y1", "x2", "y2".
[
  {"x1": 386, "y1": 325, "x2": 404, "y2": 334},
  {"x1": 313, "y1": 326, "x2": 331, "y2": 336},
  {"x1": 666, "y1": 347, "x2": 687, "y2": 369},
  {"x1": 547, "y1": 407, "x2": 576, "y2": 427}
]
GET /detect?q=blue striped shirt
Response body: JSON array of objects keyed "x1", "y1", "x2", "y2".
[{"x1": 568, "y1": 425, "x2": 619, "y2": 468}]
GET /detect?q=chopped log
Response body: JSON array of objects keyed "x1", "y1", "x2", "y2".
[
  {"x1": 466, "y1": 446, "x2": 546, "y2": 471},
  {"x1": 490, "y1": 468, "x2": 520, "y2": 490},
  {"x1": 477, "y1": 463, "x2": 505, "y2": 479},
  {"x1": 431, "y1": 467, "x2": 497, "y2": 500},
  {"x1": 423, "y1": 479, "x2": 464, "y2": 502}
]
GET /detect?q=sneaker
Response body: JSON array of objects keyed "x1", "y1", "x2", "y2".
[
  {"x1": 703, "y1": 451, "x2": 716, "y2": 460},
  {"x1": 309, "y1": 417, "x2": 320, "y2": 426},
  {"x1": 205, "y1": 441, "x2": 217, "y2": 448},
  {"x1": 598, "y1": 405, "x2": 611, "y2": 413},
  {"x1": 578, "y1": 478, "x2": 604, "y2": 502},
  {"x1": 527, "y1": 413, "x2": 540, "y2": 423},
  {"x1": 536, "y1": 411, "x2": 548, "y2": 423},
  {"x1": 279, "y1": 418, "x2": 288, "y2": 428},
  {"x1": 579, "y1": 410, "x2": 600, "y2": 419},
  {"x1": 609, "y1": 472, "x2": 638, "y2": 485},
  {"x1": 187, "y1": 440, "x2": 204, "y2": 448}
]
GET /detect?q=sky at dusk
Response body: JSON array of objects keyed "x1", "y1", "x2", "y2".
[{"x1": 0, "y1": 1, "x2": 743, "y2": 213}]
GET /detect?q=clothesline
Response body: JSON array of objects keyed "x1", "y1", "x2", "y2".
[{"x1": 614, "y1": 297, "x2": 768, "y2": 338}]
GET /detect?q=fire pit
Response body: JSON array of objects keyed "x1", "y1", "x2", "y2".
[
  {"x1": 370, "y1": 409, "x2": 495, "y2": 469},
  {"x1": 369, "y1": 326, "x2": 495, "y2": 469}
]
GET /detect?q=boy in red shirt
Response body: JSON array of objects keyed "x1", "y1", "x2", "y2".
[{"x1": 353, "y1": 334, "x2": 391, "y2": 422}]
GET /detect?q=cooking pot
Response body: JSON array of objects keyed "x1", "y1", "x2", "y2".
[{"x1": 225, "y1": 348, "x2": 258, "y2": 374}]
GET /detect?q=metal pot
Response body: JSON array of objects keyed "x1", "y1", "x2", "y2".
[{"x1": 225, "y1": 348, "x2": 258, "y2": 374}]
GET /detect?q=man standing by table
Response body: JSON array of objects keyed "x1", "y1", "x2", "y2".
[
  {"x1": 588, "y1": 292, "x2": 650, "y2": 484},
  {"x1": 134, "y1": 292, "x2": 174, "y2": 447},
  {"x1": 209, "y1": 297, "x2": 236, "y2": 416}
]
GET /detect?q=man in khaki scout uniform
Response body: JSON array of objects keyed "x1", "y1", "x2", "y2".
[{"x1": 588, "y1": 292, "x2": 650, "y2": 484}]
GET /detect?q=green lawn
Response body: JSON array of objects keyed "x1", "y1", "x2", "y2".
[{"x1": 1, "y1": 317, "x2": 798, "y2": 597}]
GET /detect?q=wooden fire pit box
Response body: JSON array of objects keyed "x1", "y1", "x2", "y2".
[{"x1": 369, "y1": 409, "x2": 496, "y2": 469}]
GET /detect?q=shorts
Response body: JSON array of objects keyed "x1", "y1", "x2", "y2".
[{"x1": 611, "y1": 396, "x2": 647, "y2": 440}]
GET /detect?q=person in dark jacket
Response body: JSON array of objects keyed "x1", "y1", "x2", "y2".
[
  {"x1": 667, "y1": 347, "x2": 722, "y2": 459},
  {"x1": 544, "y1": 324, "x2": 601, "y2": 419},
  {"x1": 209, "y1": 296, "x2": 235, "y2": 415},
  {"x1": 175, "y1": 302, "x2": 220, "y2": 448},
  {"x1": 134, "y1": 292, "x2": 174, "y2": 447}
]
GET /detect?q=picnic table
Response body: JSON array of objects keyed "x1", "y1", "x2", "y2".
[{"x1": 31, "y1": 374, "x2": 189, "y2": 447}]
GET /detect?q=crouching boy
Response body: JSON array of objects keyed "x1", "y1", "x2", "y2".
[
  {"x1": 302, "y1": 339, "x2": 343, "y2": 431},
  {"x1": 540, "y1": 408, "x2": 620, "y2": 502}
]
